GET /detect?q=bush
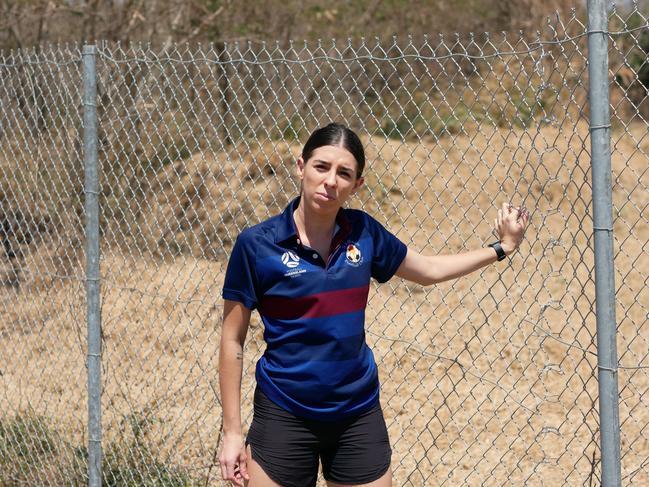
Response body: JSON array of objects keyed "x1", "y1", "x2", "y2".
[{"x1": 0, "y1": 413, "x2": 196, "y2": 486}]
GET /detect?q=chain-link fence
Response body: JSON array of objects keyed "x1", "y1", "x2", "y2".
[{"x1": 0, "y1": 3, "x2": 648, "y2": 486}]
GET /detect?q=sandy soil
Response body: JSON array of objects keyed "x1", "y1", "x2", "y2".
[{"x1": 1, "y1": 121, "x2": 648, "y2": 485}]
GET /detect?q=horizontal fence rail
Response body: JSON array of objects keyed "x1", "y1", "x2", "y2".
[{"x1": 0, "y1": 5, "x2": 648, "y2": 486}]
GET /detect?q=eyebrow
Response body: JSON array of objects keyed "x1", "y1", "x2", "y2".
[{"x1": 313, "y1": 159, "x2": 354, "y2": 172}]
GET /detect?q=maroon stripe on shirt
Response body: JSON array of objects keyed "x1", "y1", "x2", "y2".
[{"x1": 259, "y1": 285, "x2": 370, "y2": 320}]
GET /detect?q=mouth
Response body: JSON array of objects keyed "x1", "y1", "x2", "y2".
[{"x1": 316, "y1": 192, "x2": 336, "y2": 201}]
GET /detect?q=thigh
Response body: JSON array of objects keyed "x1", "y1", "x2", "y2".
[
  {"x1": 320, "y1": 403, "x2": 392, "y2": 486},
  {"x1": 246, "y1": 388, "x2": 320, "y2": 487},
  {"x1": 245, "y1": 444, "x2": 282, "y2": 487}
]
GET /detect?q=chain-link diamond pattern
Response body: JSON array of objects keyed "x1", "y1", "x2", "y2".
[
  {"x1": 0, "y1": 44, "x2": 88, "y2": 484},
  {"x1": 0, "y1": 6, "x2": 647, "y2": 486}
]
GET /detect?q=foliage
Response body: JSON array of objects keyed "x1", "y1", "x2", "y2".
[
  {"x1": 0, "y1": 413, "x2": 83, "y2": 485},
  {"x1": 624, "y1": 11, "x2": 649, "y2": 89},
  {"x1": 0, "y1": 413, "x2": 196, "y2": 486},
  {"x1": 0, "y1": 0, "x2": 579, "y2": 51},
  {"x1": 100, "y1": 411, "x2": 193, "y2": 487},
  {"x1": 0, "y1": 414, "x2": 59, "y2": 461}
]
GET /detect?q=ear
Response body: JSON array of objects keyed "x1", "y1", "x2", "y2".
[
  {"x1": 351, "y1": 176, "x2": 364, "y2": 194},
  {"x1": 296, "y1": 156, "x2": 305, "y2": 180}
]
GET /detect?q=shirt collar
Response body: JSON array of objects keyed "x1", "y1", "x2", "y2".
[{"x1": 274, "y1": 196, "x2": 352, "y2": 245}]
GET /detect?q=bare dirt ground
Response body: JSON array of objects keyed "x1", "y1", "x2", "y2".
[{"x1": 1, "y1": 121, "x2": 648, "y2": 485}]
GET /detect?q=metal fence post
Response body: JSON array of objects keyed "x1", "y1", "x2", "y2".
[
  {"x1": 82, "y1": 43, "x2": 102, "y2": 487},
  {"x1": 587, "y1": 1, "x2": 622, "y2": 486}
]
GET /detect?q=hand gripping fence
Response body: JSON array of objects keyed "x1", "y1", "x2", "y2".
[{"x1": 0, "y1": 4, "x2": 648, "y2": 486}]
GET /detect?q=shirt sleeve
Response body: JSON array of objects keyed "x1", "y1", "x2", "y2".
[
  {"x1": 367, "y1": 214, "x2": 408, "y2": 283},
  {"x1": 222, "y1": 231, "x2": 260, "y2": 310}
]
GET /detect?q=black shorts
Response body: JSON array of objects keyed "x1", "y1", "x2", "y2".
[{"x1": 246, "y1": 388, "x2": 392, "y2": 487}]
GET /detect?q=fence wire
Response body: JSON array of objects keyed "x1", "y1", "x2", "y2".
[{"x1": 0, "y1": 6, "x2": 648, "y2": 487}]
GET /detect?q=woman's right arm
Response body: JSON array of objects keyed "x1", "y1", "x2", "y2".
[{"x1": 218, "y1": 299, "x2": 252, "y2": 486}]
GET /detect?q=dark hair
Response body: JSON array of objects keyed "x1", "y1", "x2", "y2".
[{"x1": 301, "y1": 123, "x2": 365, "y2": 178}]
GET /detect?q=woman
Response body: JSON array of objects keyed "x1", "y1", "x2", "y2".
[{"x1": 219, "y1": 123, "x2": 529, "y2": 487}]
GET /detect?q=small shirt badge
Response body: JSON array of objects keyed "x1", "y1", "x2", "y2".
[
  {"x1": 345, "y1": 243, "x2": 362, "y2": 266},
  {"x1": 281, "y1": 251, "x2": 300, "y2": 268}
]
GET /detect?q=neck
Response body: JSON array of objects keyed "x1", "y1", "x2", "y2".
[{"x1": 293, "y1": 198, "x2": 338, "y2": 241}]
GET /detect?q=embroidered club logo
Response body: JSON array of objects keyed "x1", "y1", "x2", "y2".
[
  {"x1": 345, "y1": 243, "x2": 362, "y2": 266},
  {"x1": 281, "y1": 251, "x2": 300, "y2": 268}
]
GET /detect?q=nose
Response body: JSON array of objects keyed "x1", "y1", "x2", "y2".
[{"x1": 324, "y1": 169, "x2": 337, "y2": 188}]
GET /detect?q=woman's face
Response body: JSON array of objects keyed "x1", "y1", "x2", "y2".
[{"x1": 297, "y1": 144, "x2": 364, "y2": 214}]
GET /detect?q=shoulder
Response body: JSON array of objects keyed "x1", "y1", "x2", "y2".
[
  {"x1": 238, "y1": 215, "x2": 279, "y2": 241},
  {"x1": 233, "y1": 215, "x2": 279, "y2": 252},
  {"x1": 343, "y1": 208, "x2": 372, "y2": 224},
  {"x1": 343, "y1": 208, "x2": 386, "y2": 232}
]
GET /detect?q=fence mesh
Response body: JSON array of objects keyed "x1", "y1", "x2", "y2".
[{"x1": 0, "y1": 6, "x2": 647, "y2": 486}]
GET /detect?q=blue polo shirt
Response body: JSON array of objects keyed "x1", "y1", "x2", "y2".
[{"x1": 222, "y1": 197, "x2": 407, "y2": 421}]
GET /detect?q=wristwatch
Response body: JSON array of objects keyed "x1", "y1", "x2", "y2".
[{"x1": 488, "y1": 241, "x2": 507, "y2": 261}]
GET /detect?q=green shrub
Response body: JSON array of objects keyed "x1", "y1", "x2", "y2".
[
  {"x1": 0, "y1": 413, "x2": 196, "y2": 486},
  {"x1": 0, "y1": 414, "x2": 58, "y2": 462},
  {"x1": 0, "y1": 414, "x2": 85, "y2": 486},
  {"x1": 100, "y1": 412, "x2": 193, "y2": 487}
]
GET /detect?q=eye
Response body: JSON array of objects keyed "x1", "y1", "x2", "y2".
[{"x1": 339, "y1": 167, "x2": 355, "y2": 177}]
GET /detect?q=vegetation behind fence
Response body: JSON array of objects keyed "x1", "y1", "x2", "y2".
[{"x1": 0, "y1": 5, "x2": 648, "y2": 486}]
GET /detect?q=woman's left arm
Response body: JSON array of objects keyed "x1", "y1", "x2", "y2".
[{"x1": 395, "y1": 203, "x2": 530, "y2": 286}]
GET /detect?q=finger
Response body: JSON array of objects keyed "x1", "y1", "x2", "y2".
[
  {"x1": 225, "y1": 462, "x2": 238, "y2": 482},
  {"x1": 517, "y1": 210, "x2": 524, "y2": 224},
  {"x1": 238, "y1": 454, "x2": 250, "y2": 480},
  {"x1": 220, "y1": 462, "x2": 228, "y2": 482},
  {"x1": 232, "y1": 466, "x2": 244, "y2": 487}
]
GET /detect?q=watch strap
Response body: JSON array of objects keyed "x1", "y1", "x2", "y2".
[{"x1": 488, "y1": 241, "x2": 507, "y2": 261}]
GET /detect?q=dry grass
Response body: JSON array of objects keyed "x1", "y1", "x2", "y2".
[{"x1": 1, "y1": 118, "x2": 648, "y2": 485}]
